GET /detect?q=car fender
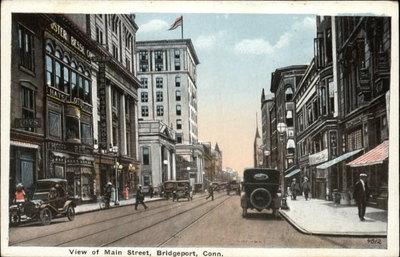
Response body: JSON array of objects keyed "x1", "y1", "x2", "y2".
[
  {"x1": 63, "y1": 200, "x2": 75, "y2": 210},
  {"x1": 40, "y1": 203, "x2": 57, "y2": 213}
]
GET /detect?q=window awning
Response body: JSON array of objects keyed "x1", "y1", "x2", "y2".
[
  {"x1": 286, "y1": 139, "x2": 295, "y2": 149},
  {"x1": 285, "y1": 168, "x2": 300, "y2": 178},
  {"x1": 316, "y1": 149, "x2": 363, "y2": 170},
  {"x1": 347, "y1": 140, "x2": 389, "y2": 167}
]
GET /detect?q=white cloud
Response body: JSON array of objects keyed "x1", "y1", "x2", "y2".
[
  {"x1": 234, "y1": 16, "x2": 315, "y2": 55},
  {"x1": 234, "y1": 39, "x2": 274, "y2": 55},
  {"x1": 138, "y1": 19, "x2": 169, "y2": 33},
  {"x1": 194, "y1": 31, "x2": 227, "y2": 49}
]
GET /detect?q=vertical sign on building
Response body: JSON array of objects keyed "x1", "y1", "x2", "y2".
[{"x1": 98, "y1": 61, "x2": 108, "y2": 150}]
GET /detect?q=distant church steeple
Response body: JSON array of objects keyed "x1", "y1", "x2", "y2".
[{"x1": 261, "y1": 88, "x2": 266, "y2": 104}]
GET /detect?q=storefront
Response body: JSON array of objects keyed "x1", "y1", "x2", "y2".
[
  {"x1": 308, "y1": 149, "x2": 329, "y2": 199},
  {"x1": 44, "y1": 19, "x2": 96, "y2": 203}
]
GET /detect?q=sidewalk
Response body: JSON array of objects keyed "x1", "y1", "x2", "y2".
[
  {"x1": 279, "y1": 196, "x2": 387, "y2": 236},
  {"x1": 75, "y1": 196, "x2": 163, "y2": 214}
]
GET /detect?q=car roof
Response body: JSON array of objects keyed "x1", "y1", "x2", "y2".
[
  {"x1": 243, "y1": 168, "x2": 279, "y2": 174},
  {"x1": 37, "y1": 178, "x2": 67, "y2": 183}
]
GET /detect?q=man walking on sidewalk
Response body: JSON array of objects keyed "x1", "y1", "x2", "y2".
[
  {"x1": 354, "y1": 173, "x2": 370, "y2": 221},
  {"x1": 302, "y1": 177, "x2": 311, "y2": 201},
  {"x1": 135, "y1": 185, "x2": 148, "y2": 210}
]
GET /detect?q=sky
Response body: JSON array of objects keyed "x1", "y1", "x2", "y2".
[{"x1": 135, "y1": 13, "x2": 316, "y2": 175}]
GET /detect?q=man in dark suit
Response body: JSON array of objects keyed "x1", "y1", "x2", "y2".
[
  {"x1": 135, "y1": 185, "x2": 148, "y2": 210},
  {"x1": 353, "y1": 173, "x2": 370, "y2": 221}
]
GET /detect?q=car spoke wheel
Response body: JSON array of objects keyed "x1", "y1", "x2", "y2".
[
  {"x1": 66, "y1": 206, "x2": 75, "y2": 221},
  {"x1": 39, "y1": 208, "x2": 52, "y2": 226},
  {"x1": 10, "y1": 211, "x2": 21, "y2": 226}
]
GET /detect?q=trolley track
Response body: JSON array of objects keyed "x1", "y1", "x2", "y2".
[
  {"x1": 100, "y1": 195, "x2": 229, "y2": 247},
  {"x1": 10, "y1": 195, "x2": 207, "y2": 246}
]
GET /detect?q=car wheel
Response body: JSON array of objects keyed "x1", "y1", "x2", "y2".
[
  {"x1": 66, "y1": 206, "x2": 75, "y2": 221},
  {"x1": 242, "y1": 208, "x2": 247, "y2": 218},
  {"x1": 39, "y1": 208, "x2": 52, "y2": 226},
  {"x1": 10, "y1": 210, "x2": 21, "y2": 226},
  {"x1": 250, "y1": 188, "x2": 272, "y2": 210}
]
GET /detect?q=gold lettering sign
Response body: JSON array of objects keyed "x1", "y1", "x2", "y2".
[
  {"x1": 50, "y1": 22, "x2": 68, "y2": 41},
  {"x1": 71, "y1": 36, "x2": 85, "y2": 54}
]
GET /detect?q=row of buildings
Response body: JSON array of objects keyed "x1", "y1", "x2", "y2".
[
  {"x1": 9, "y1": 13, "x2": 223, "y2": 203},
  {"x1": 256, "y1": 16, "x2": 390, "y2": 209}
]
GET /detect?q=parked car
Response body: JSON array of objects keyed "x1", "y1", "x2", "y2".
[
  {"x1": 240, "y1": 168, "x2": 281, "y2": 218},
  {"x1": 162, "y1": 181, "x2": 177, "y2": 200},
  {"x1": 173, "y1": 180, "x2": 193, "y2": 202},
  {"x1": 9, "y1": 179, "x2": 76, "y2": 226},
  {"x1": 227, "y1": 180, "x2": 240, "y2": 195}
]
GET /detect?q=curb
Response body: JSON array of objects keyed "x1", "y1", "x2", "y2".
[
  {"x1": 75, "y1": 197, "x2": 164, "y2": 215},
  {"x1": 279, "y1": 209, "x2": 387, "y2": 237}
]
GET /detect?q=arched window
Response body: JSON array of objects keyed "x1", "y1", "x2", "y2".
[
  {"x1": 63, "y1": 54, "x2": 70, "y2": 64},
  {"x1": 55, "y1": 50, "x2": 62, "y2": 59},
  {"x1": 175, "y1": 76, "x2": 181, "y2": 87},
  {"x1": 46, "y1": 43, "x2": 53, "y2": 53},
  {"x1": 285, "y1": 86, "x2": 294, "y2": 101},
  {"x1": 175, "y1": 90, "x2": 181, "y2": 101},
  {"x1": 287, "y1": 139, "x2": 296, "y2": 154},
  {"x1": 286, "y1": 110, "x2": 293, "y2": 126}
]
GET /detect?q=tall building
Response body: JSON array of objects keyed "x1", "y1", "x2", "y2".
[
  {"x1": 294, "y1": 16, "x2": 339, "y2": 200},
  {"x1": 67, "y1": 14, "x2": 141, "y2": 198},
  {"x1": 135, "y1": 39, "x2": 204, "y2": 186},
  {"x1": 261, "y1": 89, "x2": 275, "y2": 168},
  {"x1": 333, "y1": 16, "x2": 390, "y2": 208},
  {"x1": 270, "y1": 65, "x2": 308, "y2": 189},
  {"x1": 9, "y1": 14, "x2": 104, "y2": 202}
]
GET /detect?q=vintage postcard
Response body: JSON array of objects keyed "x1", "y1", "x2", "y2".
[{"x1": 1, "y1": 1, "x2": 398, "y2": 257}]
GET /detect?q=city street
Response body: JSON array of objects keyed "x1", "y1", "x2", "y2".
[{"x1": 9, "y1": 193, "x2": 386, "y2": 249}]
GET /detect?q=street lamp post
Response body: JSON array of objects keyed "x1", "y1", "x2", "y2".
[
  {"x1": 110, "y1": 145, "x2": 121, "y2": 205},
  {"x1": 277, "y1": 122, "x2": 287, "y2": 196}
]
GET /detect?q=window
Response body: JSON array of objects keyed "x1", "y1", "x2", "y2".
[
  {"x1": 111, "y1": 15, "x2": 119, "y2": 34},
  {"x1": 320, "y1": 86, "x2": 327, "y2": 115},
  {"x1": 285, "y1": 86, "x2": 294, "y2": 101},
  {"x1": 176, "y1": 119, "x2": 182, "y2": 130},
  {"x1": 174, "y1": 49, "x2": 181, "y2": 70},
  {"x1": 83, "y1": 74, "x2": 91, "y2": 104},
  {"x1": 139, "y1": 51, "x2": 149, "y2": 72},
  {"x1": 328, "y1": 79, "x2": 335, "y2": 115},
  {"x1": 176, "y1": 134, "x2": 182, "y2": 143},
  {"x1": 287, "y1": 139, "x2": 296, "y2": 154},
  {"x1": 156, "y1": 91, "x2": 163, "y2": 102},
  {"x1": 63, "y1": 64, "x2": 70, "y2": 94},
  {"x1": 286, "y1": 110, "x2": 293, "y2": 127},
  {"x1": 18, "y1": 24, "x2": 35, "y2": 72},
  {"x1": 81, "y1": 123, "x2": 92, "y2": 145},
  {"x1": 176, "y1": 105, "x2": 181, "y2": 116},
  {"x1": 45, "y1": 55, "x2": 54, "y2": 87},
  {"x1": 175, "y1": 76, "x2": 181, "y2": 87},
  {"x1": 95, "y1": 26, "x2": 103, "y2": 45},
  {"x1": 125, "y1": 32, "x2": 132, "y2": 49},
  {"x1": 175, "y1": 90, "x2": 181, "y2": 101},
  {"x1": 112, "y1": 44, "x2": 119, "y2": 60},
  {"x1": 112, "y1": 88, "x2": 118, "y2": 108},
  {"x1": 142, "y1": 147, "x2": 150, "y2": 165},
  {"x1": 307, "y1": 105, "x2": 313, "y2": 126},
  {"x1": 66, "y1": 116, "x2": 80, "y2": 141},
  {"x1": 21, "y1": 86, "x2": 35, "y2": 132},
  {"x1": 48, "y1": 111, "x2": 61, "y2": 138},
  {"x1": 126, "y1": 58, "x2": 131, "y2": 72},
  {"x1": 71, "y1": 70, "x2": 78, "y2": 98},
  {"x1": 156, "y1": 105, "x2": 164, "y2": 116},
  {"x1": 141, "y1": 106, "x2": 149, "y2": 117},
  {"x1": 141, "y1": 92, "x2": 148, "y2": 102},
  {"x1": 54, "y1": 165, "x2": 65, "y2": 179},
  {"x1": 154, "y1": 50, "x2": 163, "y2": 71},
  {"x1": 156, "y1": 77, "x2": 163, "y2": 88},
  {"x1": 313, "y1": 99, "x2": 319, "y2": 120},
  {"x1": 140, "y1": 78, "x2": 148, "y2": 89}
]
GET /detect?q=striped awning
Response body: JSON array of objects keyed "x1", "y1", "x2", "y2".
[
  {"x1": 285, "y1": 168, "x2": 300, "y2": 178},
  {"x1": 347, "y1": 140, "x2": 389, "y2": 167},
  {"x1": 316, "y1": 149, "x2": 363, "y2": 170}
]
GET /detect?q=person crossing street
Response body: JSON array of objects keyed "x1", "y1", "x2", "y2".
[
  {"x1": 135, "y1": 185, "x2": 148, "y2": 210},
  {"x1": 206, "y1": 184, "x2": 214, "y2": 201}
]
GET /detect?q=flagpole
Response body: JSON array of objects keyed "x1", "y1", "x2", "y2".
[{"x1": 181, "y1": 16, "x2": 183, "y2": 39}]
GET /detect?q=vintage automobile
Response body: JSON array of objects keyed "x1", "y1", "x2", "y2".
[
  {"x1": 172, "y1": 180, "x2": 193, "y2": 202},
  {"x1": 240, "y1": 168, "x2": 281, "y2": 218},
  {"x1": 9, "y1": 179, "x2": 76, "y2": 226},
  {"x1": 226, "y1": 180, "x2": 240, "y2": 195},
  {"x1": 162, "y1": 181, "x2": 177, "y2": 200}
]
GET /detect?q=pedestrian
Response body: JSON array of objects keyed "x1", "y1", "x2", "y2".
[
  {"x1": 15, "y1": 183, "x2": 26, "y2": 204},
  {"x1": 149, "y1": 184, "x2": 154, "y2": 198},
  {"x1": 290, "y1": 178, "x2": 299, "y2": 200},
  {"x1": 302, "y1": 177, "x2": 311, "y2": 201},
  {"x1": 353, "y1": 173, "x2": 370, "y2": 221},
  {"x1": 206, "y1": 184, "x2": 214, "y2": 201},
  {"x1": 104, "y1": 182, "x2": 113, "y2": 209},
  {"x1": 123, "y1": 184, "x2": 129, "y2": 200},
  {"x1": 135, "y1": 185, "x2": 148, "y2": 210}
]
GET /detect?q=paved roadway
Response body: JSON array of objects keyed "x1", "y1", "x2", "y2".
[{"x1": 9, "y1": 192, "x2": 386, "y2": 248}]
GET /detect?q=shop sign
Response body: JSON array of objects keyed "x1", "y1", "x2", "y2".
[
  {"x1": 309, "y1": 148, "x2": 329, "y2": 166},
  {"x1": 14, "y1": 118, "x2": 41, "y2": 128},
  {"x1": 98, "y1": 62, "x2": 108, "y2": 150},
  {"x1": 49, "y1": 22, "x2": 93, "y2": 58}
]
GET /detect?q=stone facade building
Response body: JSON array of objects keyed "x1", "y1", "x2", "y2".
[
  {"x1": 260, "y1": 89, "x2": 274, "y2": 168},
  {"x1": 135, "y1": 39, "x2": 204, "y2": 186}
]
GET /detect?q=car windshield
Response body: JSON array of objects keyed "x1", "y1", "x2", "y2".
[{"x1": 32, "y1": 192, "x2": 49, "y2": 201}]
